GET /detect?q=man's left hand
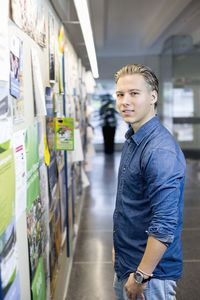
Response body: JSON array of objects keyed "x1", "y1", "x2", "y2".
[{"x1": 125, "y1": 273, "x2": 147, "y2": 300}]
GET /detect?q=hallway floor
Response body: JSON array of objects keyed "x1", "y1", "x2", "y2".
[{"x1": 66, "y1": 152, "x2": 200, "y2": 300}]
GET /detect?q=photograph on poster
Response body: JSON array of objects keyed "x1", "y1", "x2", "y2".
[
  {"x1": 26, "y1": 195, "x2": 43, "y2": 280},
  {"x1": 10, "y1": 36, "x2": 22, "y2": 99}
]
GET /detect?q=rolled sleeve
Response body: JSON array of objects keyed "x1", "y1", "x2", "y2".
[{"x1": 142, "y1": 148, "x2": 185, "y2": 247}]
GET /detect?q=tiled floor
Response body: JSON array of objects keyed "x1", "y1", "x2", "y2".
[{"x1": 66, "y1": 152, "x2": 200, "y2": 300}]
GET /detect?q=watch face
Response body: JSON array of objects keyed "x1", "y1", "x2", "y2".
[{"x1": 134, "y1": 272, "x2": 143, "y2": 284}]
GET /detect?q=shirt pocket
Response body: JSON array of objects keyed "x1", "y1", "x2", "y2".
[{"x1": 124, "y1": 166, "x2": 145, "y2": 199}]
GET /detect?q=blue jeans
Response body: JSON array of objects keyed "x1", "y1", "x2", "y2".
[{"x1": 113, "y1": 273, "x2": 177, "y2": 300}]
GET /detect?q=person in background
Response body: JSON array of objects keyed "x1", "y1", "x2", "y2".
[
  {"x1": 99, "y1": 94, "x2": 118, "y2": 154},
  {"x1": 112, "y1": 64, "x2": 186, "y2": 300}
]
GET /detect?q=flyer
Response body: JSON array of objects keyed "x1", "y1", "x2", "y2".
[
  {"x1": 45, "y1": 87, "x2": 54, "y2": 117},
  {"x1": 47, "y1": 151, "x2": 58, "y2": 211},
  {"x1": 11, "y1": 0, "x2": 46, "y2": 48},
  {"x1": 31, "y1": 256, "x2": 46, "y2": 300},
  {"x1": 49, "y1": 13, "x2": 55, "y2": 83},
  {"x1": 13, "y1": 130, "x2": 27, "y2": 221},
  {"x1": 0, "y1": 0, "x2": 9, "y2": 82},
  {"x1": 26, "y1": 124, "x2": 39, "y2": 179},
  {"x1": 31, "y1": 49, "x2": 46, "y2": 117},
  {"x1": 0, "y1": 142, "x2": 15, "y2": 235},
  {"x1": 0, "y1": 219, "x2": 20, "y2": 300},
  {"x1": 58, "y1": 167, "x2": 66, "y2": 246},
  {"x1": 71, "y1": 128, "x2": 84, "y2": 162},
  {"x1": 54, "y1": 117, "x2": 74, "y2": 151},
  {"x1": 38, "y1": 163, "x2": 50, "y2": 292}
]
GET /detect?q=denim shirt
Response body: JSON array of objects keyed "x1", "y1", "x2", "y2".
[{"x1": 113, "y1": 116, "x2": 186, "y2": 280}]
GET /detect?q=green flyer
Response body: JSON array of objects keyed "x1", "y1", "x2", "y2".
[
  {"x1": 25, "y1": 124, "x2": 39, "y2": 179},
  {"x1": 31, "y1": 256, "x2": 46, "y2": 300},
  {"x1": 0, "y1": 144, "x2": 15, "y2": 235},
  {"x1": 26, "y1": 169, "x2": 40, "y2": 211},
  {"x1": 54, "y1": 117, "x2": 74, "y2": 151}
]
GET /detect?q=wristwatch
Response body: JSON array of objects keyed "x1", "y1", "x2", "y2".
[{"x1": 133, "y1": 271, "x2": 151, "y2": 284}]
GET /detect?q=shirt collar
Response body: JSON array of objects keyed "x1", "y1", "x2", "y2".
[{"x1": 125, "y1": 115, "x2": 160, "y2": 145}]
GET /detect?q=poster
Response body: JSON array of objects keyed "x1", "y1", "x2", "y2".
[
  {"x1": 13, "y1": 130, "x2": 27, "y2": 221},
  {"x1": 37, "y1": 121, "x2": 45, "y2": 163},
  {"x1": 26, "y1": 124, "x2": 39, "y2": 179},
  {"x1": 10, "y1": 36, "x2": 23, "y2": 99},
  {"x1": 25, "y1": 124, "x2": 40, "y2": 211},
  {"x1": 49, "y1": 13, "x2": 55, "y2": 83},
  {"x1": 31, "y1": 49, "x2": 46, "y2": 117},
  {"x1": 46, "y1": 117, "x2": 54, "y2": 153},
  {"x1": 0, "y1": 0, "x2": 9, "y2": 82},
  {"x1": 58, "y1": 167, "x2": 66, "y2": 246},
  {"x1": 0, "y1": 219, "x2": 21, "y2": 300},
  {"x1": 54, "y1": 117, "x2": 74, "y2": 151},
  {"x1": 0, "y1": 141, "x2": 15, "y2": 235},
  {"x1": 71, "y1": 128, "x2": 84, "y2": 162},
  {"x1": 31, "y1": 256, "x2": 46, "y2": 300},
  {"x1": 0, "y1": 84, "x2": 9, "y2": 119},
  {"x1": 45, "y1": 87, "x2": 54, "y2": 117},
  {"x1": 11, "y1": 0, "x2": 46, "y2": 47},
  {"x1": 38, "y1": 163, "x2": 50, "y2": 295},
  {"x1": 47, "y1": 151, "x2": 58, "y2": 211}
]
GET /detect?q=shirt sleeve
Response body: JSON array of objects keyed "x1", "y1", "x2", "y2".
[{"x1": 142, "y1": 148, "x2": 185, "y2": 247}]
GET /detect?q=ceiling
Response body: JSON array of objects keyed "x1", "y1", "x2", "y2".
[{"x1": 51, "y1": 0, "x2": 200, "y2": 80}]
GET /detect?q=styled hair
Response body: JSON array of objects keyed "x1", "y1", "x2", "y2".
[{"x1": 114, "y1": 64, "x2": 159, "y2": 94}]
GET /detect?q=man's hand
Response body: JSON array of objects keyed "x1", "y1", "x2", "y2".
[
  {"x1": 125, "y1": 273, "x2": 147, "y2": 300},
  {"x1": 112, "y1": 247, "x2": 115, "y2": 266}
]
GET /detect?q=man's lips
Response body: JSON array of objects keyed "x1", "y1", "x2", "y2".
[{"x1": 122, "y1": 109, "x2": 134, "y2": 114}]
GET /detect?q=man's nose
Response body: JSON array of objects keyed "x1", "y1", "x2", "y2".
[{"x1": 121, "y1": 93, "x2": 131, "y2": 105}]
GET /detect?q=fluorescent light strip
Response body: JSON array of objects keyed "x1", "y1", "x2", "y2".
[{"x1": 73, "y1": 0, "x2": 99, "y2": 78}]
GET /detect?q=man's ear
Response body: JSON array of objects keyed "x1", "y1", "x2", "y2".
[{"x1": 151, "y1": 90, "x2": 158, "y2": 105}]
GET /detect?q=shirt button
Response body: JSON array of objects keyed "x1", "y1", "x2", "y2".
[{"x1": 122, "y1": 167, "x2": 126, "y2": 171}]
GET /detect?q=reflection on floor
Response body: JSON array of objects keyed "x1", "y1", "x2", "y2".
[{"x1": 66, "y1": 152, "x2": 200, "y2": 300}]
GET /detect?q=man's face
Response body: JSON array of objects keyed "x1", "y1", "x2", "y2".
[{"x1": 116, "y1": 74, "x2": 157, "y2": 132}]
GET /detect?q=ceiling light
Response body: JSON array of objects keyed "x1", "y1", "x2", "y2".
[{"x1": 73, "y1": 0, "x2": 99, "y2": 78}]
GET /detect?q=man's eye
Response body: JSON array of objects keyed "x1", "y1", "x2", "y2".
[
  {"x1": 117, "y1": 93, "x2": 123, "y2": 97},
  {"x1": 130, "y1": 92, "x2": 138, "y2": 96}
]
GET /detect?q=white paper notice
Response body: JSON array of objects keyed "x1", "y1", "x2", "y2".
[
  {"x1": 0, "y1": 0, "x2": 9, "y2": 81},
  {"x1": 71, "y1": 128, "x2": 84, "y2": 162},
  {"x1": 31, "y1": 48, "x2": 47, "y2": 116},
  {"x1": 13, "y1": 130, "x2": 27, "y2": 220},
  {"x1": 81, "y1": 167, "x2": 90, "y2": 188}
]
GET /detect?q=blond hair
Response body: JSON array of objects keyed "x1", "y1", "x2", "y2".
[{"x1": 115, "y1": 64, "x2": 159, "y2": 94}]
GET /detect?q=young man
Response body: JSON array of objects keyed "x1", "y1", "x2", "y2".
[{"x1": 113, "y1": 64, "x2": 186, "y2": 300}]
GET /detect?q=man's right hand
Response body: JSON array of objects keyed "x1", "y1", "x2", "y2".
[{"x1": 112, "y1": 247, "x2": 115, "y2": 266}]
